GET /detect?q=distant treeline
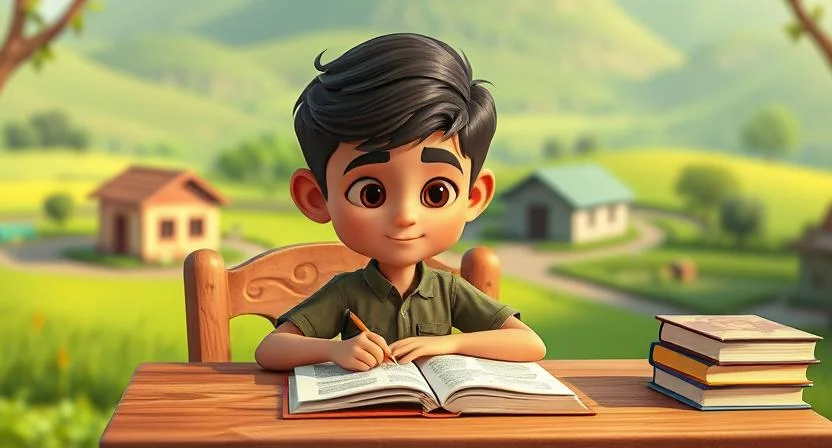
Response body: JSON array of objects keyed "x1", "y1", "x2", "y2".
[
  {"x1": 2, "y1": 110, "x2": 90, "y2": 151},
  {"x1": 214, "y1": 133, "x2": 304, "y2": 184}
]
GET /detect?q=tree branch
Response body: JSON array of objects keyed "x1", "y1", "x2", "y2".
[
  {"x1": 6, "y1": 0, "x2": 28, "y2": 42},
  {"x1": 785, "y1": 0, "x2": 832, "y2": 71},
  {"x1": 24, "y1": 0, "x2": 89, "y2": 53}
]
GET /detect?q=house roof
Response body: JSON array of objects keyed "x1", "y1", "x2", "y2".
[
  {"x1": 88, "y1": 165, "x2": 228, "y2": 206},
  {"x1": 794, "y1": 203, "x2": 832, "y2": 254},
  {"x1": 500, "y1": 163, "x2": 634, "y2": 208}
]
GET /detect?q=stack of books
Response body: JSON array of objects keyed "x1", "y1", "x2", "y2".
[{"x1": 647, "y1": 315, "x2": 822, "y2": 411}]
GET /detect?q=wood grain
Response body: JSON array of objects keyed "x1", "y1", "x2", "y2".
[
  {"x1": 99, "y1": 360, "x2": 832, "y2": 448},
  {"x1": 183, "y1": 243, "x2": 501, "y2": 362}
]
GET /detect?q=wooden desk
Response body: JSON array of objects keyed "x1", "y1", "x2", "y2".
[{"x1": 100, "y1": 360, "x2": 832, "y2": 448}]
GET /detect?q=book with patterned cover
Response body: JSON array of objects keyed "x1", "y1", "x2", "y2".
[{"x1": 656, "y1": 315, "x2": 822, "y2": 342}]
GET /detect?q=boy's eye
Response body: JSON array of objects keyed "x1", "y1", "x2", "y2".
[
  {"x1": 421, "y1": 178, "x2": 458, "y2": 208},
  {"x1": 346, "y1": 178, "x2": 386, "y2": 208}
]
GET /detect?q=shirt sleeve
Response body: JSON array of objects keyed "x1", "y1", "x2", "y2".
[
  {"x1": 450, "y1": 275, "x2": 520, "y2": 333},
  {"x1": 274, "y1": 275, "x2": 345, "y2": 339}
]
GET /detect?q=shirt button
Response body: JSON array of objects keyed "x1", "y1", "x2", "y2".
[{"x1": 401, "y1": 310, "x2": 407, "y2": 317}]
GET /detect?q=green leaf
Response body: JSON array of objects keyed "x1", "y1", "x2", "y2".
[
  {"x1": 811, "y1": 4, "x2": 824, "y2": 22},
  {"x1": 87, "y1": 0, "x2": 105, "y2": 13},
  {"x1": 784, "y1": 22, "x2": 804, "y2": 42},
  {"x1": 71, "y1": 13, "x2": 85, "y2": 35}
]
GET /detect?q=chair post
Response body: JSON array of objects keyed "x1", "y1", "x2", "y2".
[
  {"x1": 184, "y1": 249, "x2": 232, "y2": 362},
  {"x1": 461, "y1": 246, "x2": 500, "y2": 300}
]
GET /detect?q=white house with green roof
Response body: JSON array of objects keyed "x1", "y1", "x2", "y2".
[{"x1": 498, "y1": 163, "x2": 635, "y2": 243}]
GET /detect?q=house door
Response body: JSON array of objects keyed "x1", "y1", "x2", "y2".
[
  {"x1": 527, "y1": 205, "x2": 548, "y2": 240},
  {"x1": 114, "y1": 214, "x2": 128, "y2": 254}
]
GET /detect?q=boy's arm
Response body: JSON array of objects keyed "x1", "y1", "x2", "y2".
[
  {"x1": 390, "y1": 316, "x2": 546, "y2": 364},
  {"x1": 446, "y1": 316, "x2": 546, "y2": 361},
  {"x1": 255, "y1": 321, "x2": 337, "y2": 371}
]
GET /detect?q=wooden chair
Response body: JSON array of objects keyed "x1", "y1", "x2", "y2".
[{"x1": 183, "y1": 242, "x2": 501, "y2": 362}]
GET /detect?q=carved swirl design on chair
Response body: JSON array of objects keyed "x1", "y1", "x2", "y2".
[{"x1": 244, "y1": 262, "x2": 320, "y2": 301}]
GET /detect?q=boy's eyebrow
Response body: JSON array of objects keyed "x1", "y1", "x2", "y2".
[
  {"x1": 343, "y1": 151, "x2": 390, "y2": 174},
  {"x1": 422, "y1": 147, "x2": 462, "y2": 173}
]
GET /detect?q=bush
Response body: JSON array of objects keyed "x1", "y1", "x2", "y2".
[
  {"x1": 42, "y1": 193, "x2": 74, "y2": 227},
  {"x1": 0, "y1": 397, "x2": 109, "y2": 448},
  {"x1": 3, "y1": 122, "x2": 39, "y2": 149},
  {"x1": 719, "y1": 196, "x2": 765, "y2": 246}
]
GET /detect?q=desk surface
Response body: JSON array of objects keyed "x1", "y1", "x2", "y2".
[{"x1": 100, "y1": 360, "x2": 832, "y2": 448}]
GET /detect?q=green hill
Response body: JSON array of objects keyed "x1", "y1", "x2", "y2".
[
  {"x1": 640, "y1": 33, "x2": 832, "y2": 165},
  {"x1": 89, "y1": 34, "x2": 295, "y2": 114},
  {"x1": 0, "y1": 47, "x2": 280, "y2": 164}
]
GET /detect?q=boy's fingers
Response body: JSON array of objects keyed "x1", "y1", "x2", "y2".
[
  {"x1": 353, "y1": 346, "x2": 378, "y2": 368},
  {"x1": 358, "y1": 338, "x2": 384, "y2": 365},
  {"x1": 366, "y1": 332, "x2": 393, "y2": 355}
]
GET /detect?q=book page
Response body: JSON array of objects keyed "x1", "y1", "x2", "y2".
[
  {"x1": 415, "y1": 354, "x2": 576, "y2": 405},
  {"x1": 293, "y1": 361, "x2": 436, "y2": 403}
]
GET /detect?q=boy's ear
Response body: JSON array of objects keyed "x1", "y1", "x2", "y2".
[
  {"x1": 290, "y1": 168, "x2": 331, "y2": 223},
  {"x1": 465, "y1": 168, "x2": 495, "y2": 222}
]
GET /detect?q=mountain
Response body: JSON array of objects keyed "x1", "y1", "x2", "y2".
[
  {"x1": 69, "y1": 0, "x2": 682, "y2": 112},
  {"x1": 241, "y1": 0, "x2": 684, "y2": 112},
  {"x1": 0, "y1": 47, "x2": 277, "y2": 164},
  {"x1": 617, "y1": 0, "x2": 795, "y2": 52},
  {"x1": 88, "y1": 35, "x2": 294, "y2": 114}
]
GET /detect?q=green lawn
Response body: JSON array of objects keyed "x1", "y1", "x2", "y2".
[{"x1": 554, "y1": 248, "x2": 798, "y2": 313}]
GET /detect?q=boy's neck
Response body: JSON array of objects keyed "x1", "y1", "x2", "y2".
[{"x1": 375, "y1": 261, "x2": 418, "y2": 300}]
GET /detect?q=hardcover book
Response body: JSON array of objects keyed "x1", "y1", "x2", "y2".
[
  {"x1": 282, "y1": 354, "x2": 595, "y2": 419},
  {"x1": 649, "y1": 342, "x2": 814, "y2": 386},
  {"x1": 655, "y1": 315, "x2": 821, "y2": 364},
  {"x1": 648, "y1": 364, "x2": 812, "y2": 411}
]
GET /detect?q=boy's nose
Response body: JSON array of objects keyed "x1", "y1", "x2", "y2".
[{"x1": 391, "y1": 200, "x2": 417, "y2": 227}]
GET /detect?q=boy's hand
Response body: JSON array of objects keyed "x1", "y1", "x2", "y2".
[
  {"x1": 390, "y1": 335, "x2": 457, "y2": 364},
  {"x1": 328, "y1": 331, "x2": 392, "y2": 371}
]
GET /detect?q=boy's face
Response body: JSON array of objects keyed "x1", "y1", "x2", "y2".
[{"x1": 322, "y1": 132, "x2": 477, "y2": 268}]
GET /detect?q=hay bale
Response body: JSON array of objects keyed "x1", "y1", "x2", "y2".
[{"x1": 668, "y1": 259, "x2": 697, "y2": 283}]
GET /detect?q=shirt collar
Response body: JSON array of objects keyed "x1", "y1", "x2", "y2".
[{"x1": 360, "y1": 259, "x2": 436, "y2": 301}]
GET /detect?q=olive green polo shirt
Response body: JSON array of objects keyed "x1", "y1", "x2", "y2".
[{"x1": 275, "y1": 259, "x2": 519, "y2": 344}]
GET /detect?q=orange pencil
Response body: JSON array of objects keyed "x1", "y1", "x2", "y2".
[{"x1": 345, "y1": 309, "x2": 399, "y2": 365}]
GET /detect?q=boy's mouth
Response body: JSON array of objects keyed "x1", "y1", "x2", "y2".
[{"x1": 386, "y1": 234, "x2": 425, "y2": 241}]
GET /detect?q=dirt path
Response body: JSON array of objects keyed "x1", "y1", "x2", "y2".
[{"x1": 0, "y1": 236, "x2": 266, "y2": 278}]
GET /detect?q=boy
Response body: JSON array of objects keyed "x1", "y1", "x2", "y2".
[{"x1": 255, "y1": 33, "x2": 546, "y2": 372}]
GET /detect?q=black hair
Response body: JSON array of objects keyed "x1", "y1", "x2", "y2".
[{"x1": 292, "y1": 32, "x2": 497, "y2": 199}]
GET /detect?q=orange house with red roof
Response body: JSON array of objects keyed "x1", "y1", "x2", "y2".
[{"x1": 89, "y1": 165, "x2": 228, "y2": 263}]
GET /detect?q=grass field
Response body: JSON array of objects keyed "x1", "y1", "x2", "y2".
[{"x1": 554, "y1": 248, "x2": 798, "y2": 313}]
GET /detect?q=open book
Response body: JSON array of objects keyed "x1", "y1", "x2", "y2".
[{"x1": 283, "y1": 354, "x2": 594, "y2": 418}]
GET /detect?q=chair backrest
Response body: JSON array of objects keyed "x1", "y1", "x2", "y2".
[{"x1": 183, "y1": 242, "x2": 501, "y2": 362}]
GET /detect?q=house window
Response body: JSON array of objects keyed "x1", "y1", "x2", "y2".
[
  {"x1": 609, "y1": 204, "x2": 617, "y2": 222},
  {"x1": 587, "y1": 208, "x2": 596, "y2": 227},
  {"x1": 812, "y1": 272, "x2": 825, "y2": 290},
  {"x1": 190, "y1": 218, "x2": 204, "y2": 237},
  {"x1": 159, "y1": 220, "x2": 175, "y2": 239}
]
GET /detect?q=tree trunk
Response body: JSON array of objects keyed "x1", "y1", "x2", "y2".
[{"x1": 785, "y1": 0, "x2": 832, "y2": 75}]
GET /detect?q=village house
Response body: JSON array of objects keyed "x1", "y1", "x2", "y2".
[
  {"x1": 498, "y1": 163, "x2": 634, "y2": 243},
  {"x1": 89, "y1": 165, "x2": 228, "y2": 263},
  {"x1": 793, "y1": 204, "x2": 832, "y2": 304}
]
